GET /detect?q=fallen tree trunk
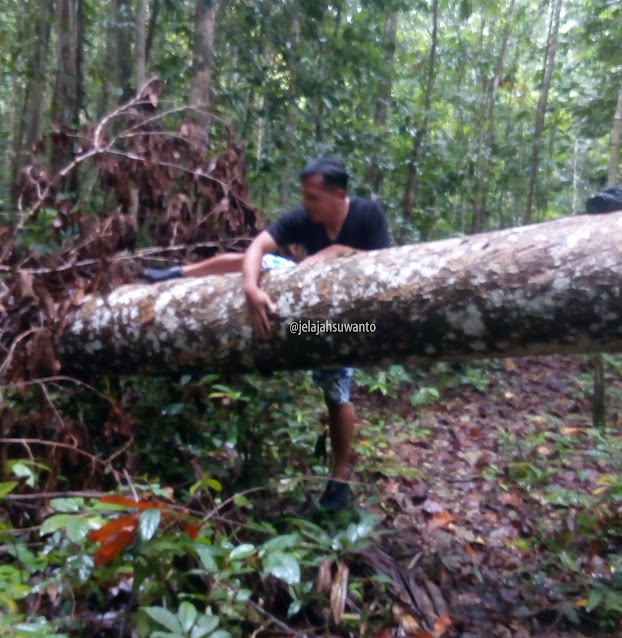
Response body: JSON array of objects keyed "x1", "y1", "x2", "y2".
[{"x1": 58, "y1": 212, "x2": 622, "y2": 375}]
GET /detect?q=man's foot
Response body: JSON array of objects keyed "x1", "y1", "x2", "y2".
[
  {"x1": 142, "y1": 265, "x2": 183, "y2": 283},
  {"x1": 319, "y1": 479, "x2": 350, "y2": 512}
]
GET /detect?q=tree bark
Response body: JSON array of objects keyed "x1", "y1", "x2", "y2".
[
  {"x1": 592, "y1": 78, "x2": 622, "y2": 427},
  {"x1": 401, "y1": 0, "x2": 439, "y2": 241},
  {"x1": 118, "y1": 0, "x2": 134, "y2": 101},
  {"x1": 58, "y1": 212, "x2": 622, "y2": 377},
  {"x1": 190, "y1": 0, "x2": 218, "y2": 131},
  {"x1": 524, "y1": 0, "x2": 563, "y2": 224},
  {"x1": 22, "y1": 0, "x2": 53, "y2": 153},
  {"x1": 136, "y1": 0, "x2": 146, "y2": 93},
  {"x1": 608, "y1": 79, "x2": 622, "y2": 187},
  {"x1": 471, "y1": 0, "x2": 515, "y2": 234},
  {"x1": 278, "y1": 1, "x2": 301, "y2": 207},
  {"x1": 367, "y1": 9, "x2": 399, "y2": 196},
  {"x1": 145, "y1": 0, "x2": 161, "y2": 62},
  {"x1": 50, "y1": 0, "x2": 80, "y2": 181}
]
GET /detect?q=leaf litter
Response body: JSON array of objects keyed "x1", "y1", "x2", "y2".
[{"x1": 351, "y1": 355, "x2": 622, "y2": 637}]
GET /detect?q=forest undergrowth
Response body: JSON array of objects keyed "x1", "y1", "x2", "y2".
[{"x1": 3, "y1": 355, "x2": 622, "y2": 637}]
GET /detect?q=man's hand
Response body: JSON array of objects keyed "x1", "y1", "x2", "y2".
[
  {"x1": 244, "y1": 284, "x2": 277, "y2": 339},
  {"x1": 299, "y1": 244, "x2": 361, "y2": 267}
]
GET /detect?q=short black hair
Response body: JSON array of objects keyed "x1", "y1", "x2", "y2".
[{"x1": 300, "y1": 158, "x2": 348, "y2": 191}]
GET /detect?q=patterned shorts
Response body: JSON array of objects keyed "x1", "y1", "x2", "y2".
[
  {"x1": 312, "y1": 367, "x2": 354, "y2": 405},
  {"x1": 261, "y1": 254, "x2": 297, "y2": 270},
  {"x1": 261, "y1": 253, "x2": 353, "y2": 405}
]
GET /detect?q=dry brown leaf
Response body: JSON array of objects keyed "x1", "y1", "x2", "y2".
[
  {"x1": 316, "y1": 559, "x2": 332, "y2": 594},
  {"x1": 401, "y1": 613, "x2": 422, "y2": 635},
  {"x1": 433, "y1": 617, "x2": 452, "y2": 637},
  {"x1": 560, "y1": 426, "x2": 586, "y2": 436},
  {"x1": 427, "y1": 513, "x2": 459, "y2": 533},
  {"x1": 18, "y1": 270, "x2": 35, "y2": 301},
  {"x1": 330, "y1": 559, "x2": 349, "y2": 625},
  {"x1": 498, "y1": 492, "x2": 523, "y2": 509}
]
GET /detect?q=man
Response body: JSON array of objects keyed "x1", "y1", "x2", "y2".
[
  {"x1": 144, "y1": 158, "x2": 390, "y2": 510},
  {"x1": 242, "y1": 158, "x2": 391, "y2": 511}
]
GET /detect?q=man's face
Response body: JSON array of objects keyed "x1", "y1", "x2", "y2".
[{"x1": 300, "y1": 174, "x2": 344, "y2": 224}]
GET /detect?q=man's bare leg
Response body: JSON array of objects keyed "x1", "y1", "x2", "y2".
[
  {"x1": 180, "y1": 253, "x2": 244, "y2": 277},
  {"x1": 143, "y1": 253, "x2": 244, "y2": 282},
  {"x1": 327, "y1": 402, "x2": 354, "y2": 480}
]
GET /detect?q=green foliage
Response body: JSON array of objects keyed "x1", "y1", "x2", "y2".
[{"x1": 0, "y1": 484, "x2": 382, "y2": 637}]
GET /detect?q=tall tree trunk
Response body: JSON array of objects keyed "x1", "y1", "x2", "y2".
[
  {"x1": 117, "y1": 0, "x2": 134, "y2": 102},
  {"x1": 607, "y1": 79, "x2": 622, "y2": 186},
  {"x1": 592, "y1": 78, "x2": 622, "y2": 428},
  {"x1": 367, "y1": 9, "x2": 399, "y2": 195},
  {"x1": 58, "y1": 211, "x2": 622, "y2": 377},
  {"x1": 136, "y1": 0, "x2": 146, "y2": 92},
  {"x1": 278, "y1": 1, "x2": 301, "y2": 206},
  {"x1": 102, "y1": 0, "x2": 120, "y2": 114},
  {"x1": 401, "y1": 0, "x2": 439, "y2": 241},
  {"x1": 24, "y1": 0, "x2": 53, "y2": 152},
  {"x1": 9, "y1": 0, "x2": 53, "y2": 197},
  {"x1": 190, "y1": 0, "x2": 218, "y2": 132},
  {"x1": 145, "y1": 0, "x2": 161, "y2": 62},
  {"x1": 524, "y1": 0, "x2": 563, "y2": 223},
  {"x1": 49, "y1": 0, "x2": 80, "y2": 186},
  {"x1": 471, "y1": 0, "x2": 515, "y2": 234}
]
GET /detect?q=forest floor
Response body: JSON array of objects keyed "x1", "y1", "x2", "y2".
[{"x1": 345, "y1": 355, "x2": 622, "y2": 638}]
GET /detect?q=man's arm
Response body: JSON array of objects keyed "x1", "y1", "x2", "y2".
[
  {"x1": 298, "y1": 244, "x2": 366, "y2": 267},
  {"x1": 242, "y1": 230, "x2": 280, "y2": 338}
]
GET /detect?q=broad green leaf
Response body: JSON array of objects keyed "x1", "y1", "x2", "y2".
[
  {"x1": 10, "y1": 463, "x2": 34, "y2": 487},
  {"x1": 40, "y1": 514, "x2": 73, "y2": 537},
  {"x1": 233, "y1": 494, "x2": 251, "y2": 507},
  {"x1": 190, "y1": 476, "x2": 222, "y2": 495},
  {"x1": 347, "y1": 523, "x2": 361, "y2": 544},
  {"x1": 208, "y1": 631, "x2": 231, "y2": 638},
  {"x1": 189, "y1": 614, "x2": 219, "y2": 638},
  {"x1": 355, "y1": 513, "x2": 377, "y2": 538},
  {"x1": 263, "y1": 551, "x2": 300, "y2": 585},
  {"x1": 586, "y1": 588, "x2": 604, "y2": 613},
  {"x1": 151, "y1": 632, "x2": 186, "y2": 638},
  {"x1": 66, "y1": 517, "x2": 91, "y2": 543},
  {"x1": 178, "y1": 601, "x2": 197, "y2": 633},
  {"x1": 229, "y1": 543, "x2": 255, "y2": 560},
  {"x1": 49, "y1": 497, "x2": 83, "y2": 512},
  {"x1": 0, "y1": 482, "x2": 18, "y2": 498},
  {"x1": 195, "y1": 545, "x2": 218, "y2": 572},
  {"x1": 143, "y1": 606, "x2": 182, "y2": 633},
  {"x1": 138, "y1": 509, "x2": 161, "y2": 542},
  {"x1": 260, "y1": 533, "x2": 300, "y2": 555}
]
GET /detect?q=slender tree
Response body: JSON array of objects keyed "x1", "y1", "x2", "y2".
[
  {"x1": 524, "y1": 0, "x2": 563, "y2": 223},
  {"x1": 592, "y1": 77, "x2": 622, "y2": 428},
  {"x1": 607, "y1": 79, "x2": 622, "y2": 186},
  {"x1": 118, "y1": 0, "x2": 134, "y2": 101},
  {"x1": 471, "y1": 0, "x2": 515, "y2": 233},
  {"x1": 190, "y1": 0, "x2": 218, "y2": 132},
  {"x1": 49, "y1": 0, "x2": 81, "y2": 183},
  {"x1": 278, "y1": 1, "x2": 301, "y2": 206},
  {"x1": 367, "y1": 9, "x2": 399, "y2": 196},
  {"x1": 136, "y1": 0, "x2": 146, "y2": 92},
  {"x1": 402, "y1": 0, "x2": 439, "y2": 240}
]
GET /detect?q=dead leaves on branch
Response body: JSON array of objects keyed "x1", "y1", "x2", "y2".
[
  {"x1": 1, "y1": 79, "x2": 262, "y2": 375},
  {"x1": 0, "y1": 77, "x2": 264, "y2": 499}
]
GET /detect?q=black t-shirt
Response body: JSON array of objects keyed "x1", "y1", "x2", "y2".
[{"x1": 266, "y1": 195, "x2": 391, "y2": 256}]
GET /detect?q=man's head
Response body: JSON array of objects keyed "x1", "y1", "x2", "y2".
[{"x1": 299, "y1": 158, "x2": 348, "y2": 224}]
